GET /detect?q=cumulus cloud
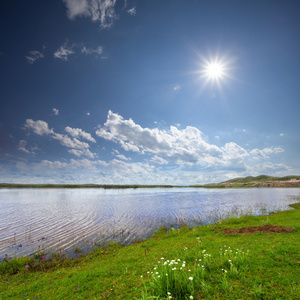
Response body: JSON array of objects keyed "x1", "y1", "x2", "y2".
[
  {"x1": 26, "y1": 50, "x2": 44, "y2": 64},
  {"x1": 52, "y1": 108, "x2": 59, "y2": 115},
  {"x1": 95, "y1": 111, "x2": 249, "y2": 168},
  {"x1": 24, "y1": 119, "x2": 54, "y2": 135},
  {"x1": 54, "y1": 43, "x2": 74, "y2": 61},
  {"x1": 250, "y1": 147, "x2": 284, "y2": 159},
  {"x1": 52, "y1": 133, "x2": 90, "y2": 150},
  {"x1": 65, "y1": 126, "x2": 96, "y2": 143},
  {"x1": 24, "y1": 119, "x2": 96, "y2": 158},
  {"x1": 63, "y1": 0, "x2": 118, "y2": 28}
]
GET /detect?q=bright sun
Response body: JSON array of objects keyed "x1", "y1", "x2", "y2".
[{"x1": 204, "y1": 62, "x2": 225, "y2": 80}]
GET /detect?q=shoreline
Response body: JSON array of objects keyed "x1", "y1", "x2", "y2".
[{"x1": 0, "y1": 200, "x2": 299, "y2": 299}]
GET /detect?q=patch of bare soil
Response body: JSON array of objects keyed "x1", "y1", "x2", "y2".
[{"x1": 217, "y1": 224, "x2": 295, "y2": 235}]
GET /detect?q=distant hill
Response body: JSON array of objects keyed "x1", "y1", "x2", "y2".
[{"x1": 191, "y1": 175, "x2": 300, "y2": 188}]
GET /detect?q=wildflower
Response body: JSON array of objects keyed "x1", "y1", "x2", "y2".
[
  {"x1": 161, "y1": 257, "x2": 164, "y2": 260},
  {"x1": 167, "y1": 292, "x2": 171, "y2": 295},
  {"x1": 222, "y1": 269, "x2": 228, "y2": 273},
  {"x1": 25, "y1": 265, "x2": 29, "y2": 269},
  {"x1": 42, "y1": 254, "x2": 46, "y2": 260},
  {"x1": 141, "y1": 275, "x2": 143, "y2": 278},
  {"x1": 190, "y1": 296, "x2": 194, "y2": 299},
  {"x1": 189, "y1": 277, "x2": 193, "y2": 281}
]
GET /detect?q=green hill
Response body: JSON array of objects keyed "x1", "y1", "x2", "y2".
[
  {"x1": 222, "y1": 175, "x2": 300, "y2": 184},
  {"x1": 191, "y1": 175, "x2": 300, "y2": 188}
]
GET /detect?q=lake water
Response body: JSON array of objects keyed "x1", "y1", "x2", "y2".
[{"x1": 0, "y1": 187, "x2": 299, "y2": 260}]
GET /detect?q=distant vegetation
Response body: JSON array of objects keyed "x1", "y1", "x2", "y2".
[
  {"x1": 0, "y1": 183, "x2": 175, "y2": 189},
  {"x1": 191, "y1": 175, "x2": 300, "y2": 188}
]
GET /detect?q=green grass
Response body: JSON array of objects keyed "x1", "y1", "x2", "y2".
[{"x1": 0, "y1": 202, "x2": 299, "y2": 299}]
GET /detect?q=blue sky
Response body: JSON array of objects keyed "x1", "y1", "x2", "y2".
[{"x1": 0, "y1": 0, "x2": 299, "y2": 185}]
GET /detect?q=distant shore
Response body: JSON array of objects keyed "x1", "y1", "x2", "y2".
[
  {"x1": 1, "y1": 175, "x2": 300, "y2": 189},
  {"x1": 0, "y1": 183, "x2": 175, "y2": 189}
]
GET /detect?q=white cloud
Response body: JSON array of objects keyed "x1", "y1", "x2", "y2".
[
  {"x1": 26, "y1": 50, "x2": 44, "y2": 64},
  {"x1": 221, "y1": 142, "x2": 249, "y2": 160},
  {"x1": 54, "y1": 42, "x2": 104, "y2": 61},
  {"x1": 112, "y1": 149, "x2": 130, "y2": 161},
  {"x1": 280, "y1": 133, "x2": 284, "y2": 136},
  {"x1": 127, "y1": 7, "x2": 136, "y2": 16},
  {"x1": 54, "y1": 43, "x2": 74, "y2": 61},
  {"x1": 250, "y1": 147, "x2": 284, "y2": 159},
  {"x1": 68, "y1": 148, "x2": 95, "y2": 158},
  {"x1": 95, "y1": 111, "x2": 249, "y2": 168},
  {"x1": 65, "y1": 126, "x2": 96, "y2": 143},
  {"x1": 151, "y1": 155, "x2": 168, "y2": 165},
  {"x1": 24, "y1": 119, "x2": 54, "y2": 135},
  {"x1": 81, "y1": 46, "x2": 103, "y2": 55},
  {"x1": 18, "y1": 140, "x2": 31, "y2": 154},
  {"x1": 63, "y1": 0, "x2": 118, "y2": 28},
  {"x1": 52, "y1": 108, "x2": 59, "y2": 115},
  {"x1": 24, "y1": 119, "x2": 96, "y2": 158},
  {"x1": 52, "y1": 133, "x2": 90, "y2": 150},
  {"x1": 249, "y1": 162, "x2": 291, "y2": 173}
]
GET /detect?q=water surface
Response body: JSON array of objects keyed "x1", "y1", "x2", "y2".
[{"x1": 0, "y1": 187, "x2": 299, "y2": 259}]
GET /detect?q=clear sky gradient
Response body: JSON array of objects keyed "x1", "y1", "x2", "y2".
[{"x1": 0, "y1": 0, "x2": 299, "y2": 185}]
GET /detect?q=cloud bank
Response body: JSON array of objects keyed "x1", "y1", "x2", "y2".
[
  {"x1": 14, "y1": 111, "x2": 290, "y2": 185},
  {"x1": 95, "y1": 111, "x2": 252, "y2": 169}
]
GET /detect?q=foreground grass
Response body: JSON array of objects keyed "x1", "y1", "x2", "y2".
[{"x1": 0, "y1": 203, "x2": 299, "y2": 299}]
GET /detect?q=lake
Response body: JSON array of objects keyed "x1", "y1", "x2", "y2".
[{"x1": 0, "y1": 187, "x2": 299, "y2": 260}]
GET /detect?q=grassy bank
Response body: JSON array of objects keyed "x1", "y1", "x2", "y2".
[{"x1": 0, "y1": 203, "x2": 299, "y2": 299}]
